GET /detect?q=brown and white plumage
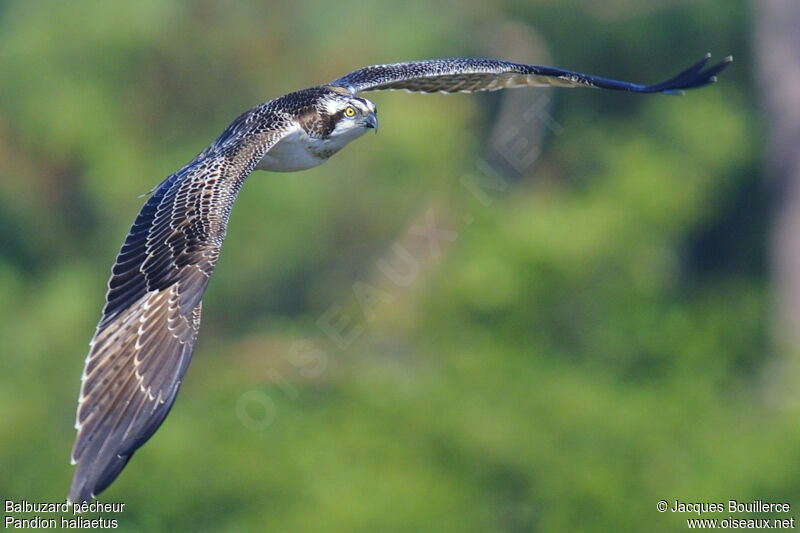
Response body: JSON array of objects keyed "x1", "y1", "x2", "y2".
[{"x1": 68, "y1": 54, "x2": 730, "y2": 502}]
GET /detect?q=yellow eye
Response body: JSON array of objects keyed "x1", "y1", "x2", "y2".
[{"x1": 344, "y1": 106, "x2": 356, "y2": 118}]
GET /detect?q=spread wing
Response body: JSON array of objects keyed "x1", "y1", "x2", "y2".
[
  {"x1": 330, "y1": 54, "x2": 732, "y2": 96},
  {"x1": 68, "y1": 106, "x2": 288, "y2": 503}
]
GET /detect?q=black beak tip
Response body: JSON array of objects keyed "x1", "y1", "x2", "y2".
[{"x1": 366, "y1": 113, "x2": 378, "y2": 133}]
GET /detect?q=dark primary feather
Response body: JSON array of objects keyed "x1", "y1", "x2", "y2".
[
  {"x1": 68, "y1": 104, "x2": 290, "y2": 503},
  {"x1": 330, "y1": 54, "x2": 732, "y2": 95}
]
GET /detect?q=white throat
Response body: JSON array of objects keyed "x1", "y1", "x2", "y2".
[{"x1": 255, "y1": 124, "x2": 368, "y2": 173}]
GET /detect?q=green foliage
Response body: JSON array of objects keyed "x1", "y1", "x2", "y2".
[{"x1": 0, "y1": 1, "x2": 786, "y2": 531}]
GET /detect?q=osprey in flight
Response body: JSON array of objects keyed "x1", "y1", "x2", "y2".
[{"x1": 68, "y1": 54, "x2": 731, "y2": 502}]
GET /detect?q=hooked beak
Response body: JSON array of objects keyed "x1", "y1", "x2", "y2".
[{"x1": 364, "y1": 112, "x2": 378, "y2": 133}]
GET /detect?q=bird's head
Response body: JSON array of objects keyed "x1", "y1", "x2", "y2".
[{"x1": 316, "y1": 88, "x2": 378, "y2": 142}]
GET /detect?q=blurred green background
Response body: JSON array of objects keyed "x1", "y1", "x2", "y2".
[{"x1": 2, "y1": 0, "x2": 795, "y2": 531}]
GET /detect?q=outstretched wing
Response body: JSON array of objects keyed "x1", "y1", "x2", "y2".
[
  {"x1": 68, "y1": 107, "x2": 288, "y2": 503},
  {"x1": 330, "y1": 54, "x2": 732, "y2": 96}
]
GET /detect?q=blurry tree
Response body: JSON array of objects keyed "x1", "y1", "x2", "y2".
[
  {"x1": 481, "y1": 19, "x2": 553, "y2": 182},
  {"x1": 756, "y1": 0, "x2": 800, "y2": 404}
]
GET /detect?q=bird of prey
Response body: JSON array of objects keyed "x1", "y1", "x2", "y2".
[{"x1": 68, "y1": 54, "x2": 731, "y2": 503}]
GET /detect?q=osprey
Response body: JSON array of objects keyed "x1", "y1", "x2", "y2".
[{"x1": 68, "y1": 54, "x2": 731, "y2": 502}]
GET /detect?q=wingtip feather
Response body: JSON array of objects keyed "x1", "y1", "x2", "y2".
[{"x1": 647, "y1": 53, "x2": 732, "y2": 94}]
